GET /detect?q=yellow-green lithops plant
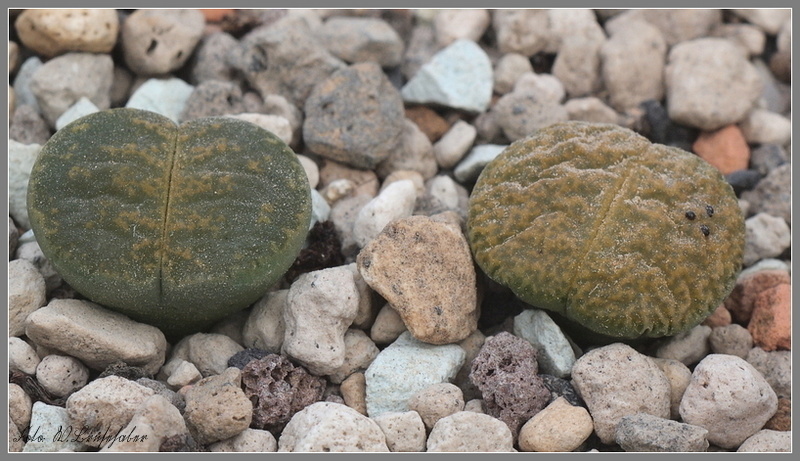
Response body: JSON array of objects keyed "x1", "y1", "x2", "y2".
[
  {"x1": 468, "y1": 121, "x2": 745, "y2": 339},
  {"x1": 27, "y1": 108, "x2": 312, "y2": 339}
]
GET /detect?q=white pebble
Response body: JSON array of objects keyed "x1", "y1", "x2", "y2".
[
  {"x1": 353, "y1": 179, "x2": 417, "y2": 248},
  {"x1": 55, "y1": 97, "x2": 99, "y2": 130},
  {"x1": 433, "y1": 120, "x2": 477, "y2": 169},
  {"x1": 125, "y1": 77, "x2": 194, "y2": 122},
  {"x1": 36, "y1": 354, "x2": 90, "y2": 397},
  {"x1": 8, "y1": 258, "x2": 46, "y2": 337},
  {"x1": 743, "y1": 212, "x2": 791, "y2": 266},
  {"x1": 9, "y1": 337, "x2": 40, "y2": 374}
]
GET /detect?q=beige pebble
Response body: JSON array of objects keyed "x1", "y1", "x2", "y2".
[
  {"x1": 370, "y1": 304, "x2": 407, "y2": 344},
  {"x1": 296, "y1": 155, "x2": 320, "y2": 189},
  {"x1": 327, "y1": 329, "x2": 379, "y2": 384},
  {"x1": 433, "y1": 120, "x2": 477, "y2": 169},
  {"x1": 184, "y1": 367, "x2": 253, "y2": 445},
  {"x1": 15, "y1": 9, "x2": 119, "y2": 58},
  {"x1": 9, "y1": 337, "x2": 40, "y2": 375},
  {"x1": 225, "y1": 113, "x2": 293, "y2": 146},
  {"x1": 8, "y1": 383, "x2": 32, "y2": 432},
  {"x1": 209, "y1": 428, "x2": 278, "y2": 452},
  {"x1": 321, "y1": 178, "x2": 356, "y2": 204},
  {"x1": 518, "y1": 397, "x2": 593, "y2": 452},
  {"x1": 340, "y1": 372, "x2": 368, "y2": 415},
  {"x1": 166, "y1": 360, "x2": 202, "y2": 389},
  {"x1": 372, "y1": 410, "x2": 427, "y2": 452},
  {"x1": 652, "y1": 358, "x2": 693, "y2": 420},
  {"x1": 464, "y1": 399, "x2": 485, "y2": 413},
  {"x1": 35, "y1": 354, "x2": 89, "y2": 397},
  {"x1": 408, "y1": 382, "x2": 465, "y2": 430}
]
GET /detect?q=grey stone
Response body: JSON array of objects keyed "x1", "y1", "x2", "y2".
[
  {"x1": 24, "y1": 402, "x2": 90, "y2": 452},
  {"x1": 8, "y1": 259, "x2": 46, "y2": 337},
  {"x1": 317, "y1": 17, "x2": 403, "y2": 67},
  {"x1": 655, "y1": 324, "x2": 712, "y2": 366},
  {"x1": 745, "y1": 347, "x2": 791, "y2": 398},
  {"x1": 453, "y1": 144, "x2": 507, "y2": 183},
  {"x1": 737, "y1": 429, "x2": 791, "y2": 452},
  {"x1": 401, "y1": 39, "x2": 493, "y2": 113},
  {"x1": 8, "y1": 140, "x2": 41, "y2": 230},
  {"x1": 743, "y1": 212, "x2": 791, "y2": 266},
  {"x1": 12, "y1": 56, "x2": 43, "y2": 111},
  {"x1": 741, "y1": 164, "x2": 790, "y2": 225},
  {"x1": 513, "y1": 309, "x2": 576, "y2": 378},
  {"x1": 491, "y1": 90, "x2": 568, "y2": 141},
  {"x1": 708, "y1": 324, "x2": 753, "y2": 358},
  {"x1": 125, "y1": 77, "x2": 195, "y2": 123},
  {"x1": 616, "y1": 413, "x2": 709, "y2": 452}
]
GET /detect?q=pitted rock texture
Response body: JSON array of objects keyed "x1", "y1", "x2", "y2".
[
  {"x1": 357, "y1": 215, "x2": 478, "y2": 345},
  {"x1": 468, "y1": 121, "x2": 745, "y2": 339},
  {"x1": 241, "y1": 354, "x2": 325, "y2": 434},
  {"x1": 469, "y1": 332, "x2": 551, "y2": 439}
]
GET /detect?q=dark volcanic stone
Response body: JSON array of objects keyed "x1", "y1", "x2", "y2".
[
  {"x1": 540, "y1": 373, "x2": 586, "y2": 408},
  {"x1": 241, "y1": 354, "x2": 326, "y2": 434},
  {"x1": 469, "y1": 332, "x2": 551, "y2": 439},
  {"x1": 97, "y1": 361, "x2": 152, "y2": 381},
  {"x1": 228, "y1": 348, "x2": 272, "y2": 369},
  {"x1": 725, "y1": 169, "x2": 762, "y2": 196}
]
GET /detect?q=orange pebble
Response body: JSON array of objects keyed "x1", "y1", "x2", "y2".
[{"x1": 200, "y1": 9, "x2": 234, "y2": 22}]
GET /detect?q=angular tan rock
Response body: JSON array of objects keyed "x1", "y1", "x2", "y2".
[
  {"x1": 408, "y1": 382, "x2": 465, "y2": 430},
  {"x1": 25, "y1": 299, "x2": 167, "y2": 375},
  {"x1": 8, "y1": 259, "x2": 46, "y2": 337},
  {"x1": 15, "y1": 9, "x2": 119, "y2": 58},
  {"x1": 357, "y1": 216, "x2": 478, "y2": 345},
  {"x1": 101, "y1": 394, "x2": 187, "y2": 452},
  {"x1": 372, "y1": 410, "x2": 427, "y2": 452}
]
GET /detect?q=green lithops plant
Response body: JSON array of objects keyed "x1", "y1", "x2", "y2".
[
  {"x1": 468, "y1": 121, "x2": 745, "y2": 339},
  {"x1": 27, "y1": 108, "x2": 312, "y2": 339}
]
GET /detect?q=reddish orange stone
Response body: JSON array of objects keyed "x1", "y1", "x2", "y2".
[
  {"x1": 405, "y1": 106, "x2": 451, "y2": 143},
  {"x1": 702, "y1": 304, "x2": 732, "y2": 328},
  {"x1": 199, "y1": 9, "x2": 234, "y2": 22},
  {"x1": 748, "y1": 283, "x2": 791, "y2": 351},
  {"x1": 693, "y1": 124, "x2": 750, "y2": 175},
  {"x1": 724, "y1": 269, "x2": 791, "y2": 324}
]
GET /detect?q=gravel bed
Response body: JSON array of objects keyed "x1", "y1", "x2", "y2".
[{"x1": 8, "y1": 8, "x2": 791, "y2": 453}]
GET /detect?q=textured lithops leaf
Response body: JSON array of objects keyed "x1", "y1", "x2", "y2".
[
  {"x1": 27, "y1": 108, "x2": 311, "y2": 339},
  {"x1": 468, "y1": 121, "x2": 745, "y2": 339}
]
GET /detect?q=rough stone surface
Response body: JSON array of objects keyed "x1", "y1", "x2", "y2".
[
  {"x1": 15, "y1": 9, "x2": 119, "y2": 58},
  {"x1": 8, "y1": 140, "x2": 41, "y2": 230},
  {"x1": 234, "y1": 15, "x2": 345, "y2": 106},
  {"x1": 121, "y1": 9, "x2": 205, "y2": 76},
  {"x1": 513, "y1": 309, "x2": 576, "y2": 378},
  {"x1": 553, "y1": 33, "x2": 604, "y2": 98},
  {"x1": 493, "y1": 52, "x2": 533, "y2": 95},
  {"x1": 25, "y1": 299, "x2": 167, "y2": 375},
  {"x1": 165, "y1": 360, "x2": 202, "y2": 389},
  {"x1": 665, "y1": 38, "x2": 762, "y2": 131},
  {"x1": 737, "y1": 430, "x2": 791, "y2": 452},
  {"x1": 739, "y1": 109, "x2": 791, "y2": 146},
  {"x1": 364, "y1": 331, "x2": 465, "y2": 417},
  {"x1": 340, "y1": 372, "x2": 368, "y2": 415},
  {"x1": 709, "y1": 324, "x2": 753, "y2": 358},
  {"x1": 655, "y1": 325, "x2": 712, "y2": 366},
  {"x1": 652, "y1": 358, "x2": 693, "y2": 420},
  {"x1": 401, "y1": 39, "x2": 493, "y2": 113},
  {"x1": 209, "y1": 429, "x2": 278, "y2": 452},
  {"x1": 15, "y1": 239, "x2": 61, "y2": 294},
  {"x1": 518, "y1": 396, "x2": 593, "y2": 452},
  {"x1": 370, "y1": 304, "x2": 408, "y2": 344},
  {"x1": 679, "y1": 354, "x2": 778, "y2": 449},
  {"x1": 282, "y1": 266, "x2": 359, "y2": 376},
  {"x1": 65, "y1": 376, "x2": 155, "y2": 447},
  {"x1": 376, "y1": 119, "x2": 437, "y2": 180},
  {"x1": 748, "y1": 282, "x2": 790, "y2": 351},
  {"x1": 693, "y1": 125, "x2": 751, "y2": 175},
  {"x1": 732, "y1": 9, "x2": 791, "y2": 34},
  {"x1": 176, "y1": 332, "x2": 245, "y2": 377},
  {"x1": 743, "y1": 213, "x2": 791, "y2": 266},
  {"x1": 571, "y1": 343, "x2": 671, "y2": 445},
  {"x1": 241, "y1": 354, "x2": 325, "y2": 433},
  {"x1": 601, "y1": 19, "x2": 666, "y2": 111},
  {"x1": 24, "y1": 402, "x2": 89, "y2": 452},
  {"x1": 100, "y1": 394, "x2": 188, "y2": 452},
  {"x1": 317, "y1": 17, "x2": 403, "y2": 67},
  {"x1": 745, "y1": 347, "x2": 791, "y2": 399},
  {"x1": 407, "y1": 382, "x2": 465, "y2": 430},
  {"x1": 304, "y1": 62, "x2": 405, "y2": 169},
  {"x1": 616, "y1": 413, "x2": 709, "y2": 452},
  {"x1": 189, "y1": 32, "x2": 240, "y2": 84},
  {"x1": 242, "y1": 290, "x2": 287, "y2": 353},
  {"x1": 35, "y1": 354, "x2": 90, "y2": 397},
  {"x1": 8, "y1": 258, "x2": 47, "y2": 337},
  {"x1": 725, "y1": 268, "x2": 790, "y2": 324},
  {"x1": 30, "y1": 52, "x2": 113, "y2": 126},
  {"x1": 353, "y1": 180, "x2": 418, "y2": 248},
  {"x1": 372, "y1": 410, "x2": 427, "y2": 452},
  {"x1": 491, "y1": 90, "x2": 569, "y2": 141},
  {"x1": 427, "y1": 411, "x2": 515, "y2": 452},
  {"x1": 469, "y1": 332, "x2": 551, "y2": 439},
  {"x1": 124, "y1": 77, "x2": 194, "y2": 123},
  {"x1": 278, "y1": 402, "x2": 389, "y2": 452},
  {"x1": 493, "y1": 10, "x2": 550, "y2": 56},
  {"x1": 741, "y1": 164, "x2": 791, "y2": 225},
  {"x1": 327, "y1": 329, "x2": 380, "y2": 384},
  {"x1": 358, "y1": 215, "x2": 478, "y2": 345},
  {"x1": 617, "y1": 9, "x2": 722, "y2": 46},
  {"x1": 8, "y1": 383, "x2": 32, "y2": 433},
  {"x1": 9, "y1": 337, "x2": 41, "y2": 375},
  {"x1": 184, "y1": 367, "x2": 253, "y2": 445}
]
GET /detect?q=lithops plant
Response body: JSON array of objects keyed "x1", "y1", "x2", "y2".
[
  {"x1": 27, "y1": 108, "x2": 312, "y2": 339},
  {"x1": 468, "y1": 121, "x2": 745, "y2": 339}
]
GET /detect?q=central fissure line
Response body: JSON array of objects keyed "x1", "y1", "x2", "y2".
[
  {"x1": 564, "y1": 161, "x2": 635, "y2": 313},
  {"x1": 157, "y1": 131, "x2": 180, "y2": 299}
]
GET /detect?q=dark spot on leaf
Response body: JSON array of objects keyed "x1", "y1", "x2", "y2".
[
  {"x1": 700, "y1": 224, "x2": 710, "y2": 236},
  {"x1": 685, "y1": 211, "x2": 696, "y2": 220}
]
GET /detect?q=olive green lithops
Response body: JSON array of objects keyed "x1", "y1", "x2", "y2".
[
  {"x1": 468, "y1": 121, "x2": 745, "y2": 339},
  {"x1": 27, "y1": 108, "x2": 312, "y2": 338}
]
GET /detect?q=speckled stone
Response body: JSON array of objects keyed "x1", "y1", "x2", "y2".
[
  {"x1": 616, "y1": 413, "x2": 709, "y2": 452},
  {"x1": 427, "y1": 411, "x2": 515, "y2": 452},
  {"x1": 15, "y1": 9, "x2": 119, "y2": 58},
  {"x1": 468, "y1": 121, "x2": 745, "y2": 339},
  {"x1": 679, "y1": 354, "x2": 778, "y2": 449},
  {"x1": 518, "y1": 397, "x2": 593, "y2": 452},
  {"x1": 745, "y1": 347, "x2": 790, "y2": 399},
  {"x1": 655, "y1": 325, "x2": 712, "y2": 366},
  {"x1": 372, "y1": 410, "x2": 426, "y2": 452},
  {"x1": 741, "y1": 164, "x2": 790, "y2": 225},
  {"x1": 708, "y1": 324, "x2": 753, "y2": 358},
  {"x1": 317, "y1": 17, "x2": 403, "y2": 67},
  {"x1": 121, "y1": 9, "x2": 205, "y2": 76},
  {"x1": 278, "y1": 402, "x2": 389, "y2": 452},
  {"x1": 652, "y1": 358, "x2": 693, "y2": 420}
]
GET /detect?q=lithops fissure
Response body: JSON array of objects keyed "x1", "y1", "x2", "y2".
[
  {"x1": 468, "y1": 122, "x2": 745, "y2": 339},
  {"x1": 27, "y1": 108, "x2": 312, "y2": 338}
]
